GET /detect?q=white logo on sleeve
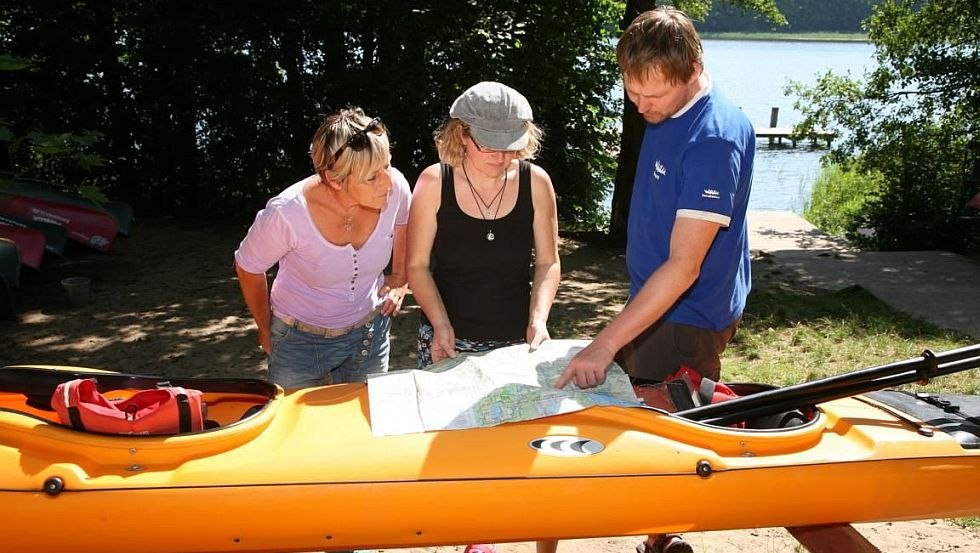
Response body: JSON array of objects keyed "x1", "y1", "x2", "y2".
[
  {"x1": 653, "y1": 160, "x2": 667, "y2": 180},
  {"x1": 702, "y1": 188, "x2": 720, "y2": 200}
]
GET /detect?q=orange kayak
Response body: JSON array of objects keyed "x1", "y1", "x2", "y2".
[{"x1": 1, "y1": 358, "x2": 978, "y2": 553}]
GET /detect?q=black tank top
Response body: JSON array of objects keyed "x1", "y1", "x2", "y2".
[{"x1": 428, "y1": 160, "x2": 533, "y2": 341}]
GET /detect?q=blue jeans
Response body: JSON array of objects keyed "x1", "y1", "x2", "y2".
[{"x1": 268, "y1": 313, "x2": 391, "y2": 388}]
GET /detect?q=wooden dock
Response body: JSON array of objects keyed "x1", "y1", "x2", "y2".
[
  {"x1": 755, "y1": 126, "x2": 837, "y2": 148},
  {"x1": 755, "y1": 107, "x2": 836, "y2": 148}
]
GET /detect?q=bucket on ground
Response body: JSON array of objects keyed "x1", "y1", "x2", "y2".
[{"x1": 61, "y1": 276, "x2": 91, "y2": 307}]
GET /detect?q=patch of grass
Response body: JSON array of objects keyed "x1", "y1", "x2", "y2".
[
  {"x1": 727, "y1": 284, "x2": 978, "y2": 393},
  {"x1": 957, "y1": 517, "x2": 980, "y2": 531}
]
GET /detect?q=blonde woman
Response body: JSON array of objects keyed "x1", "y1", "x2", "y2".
[{"x1": 235, "y1": 108, "x2": 410, "y2": 389}]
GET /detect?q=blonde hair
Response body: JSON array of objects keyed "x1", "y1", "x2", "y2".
[
  {"x1": 617, "y1": 6, "x2": 703, "y2": 85},
  {"x1": 433, "y1": 119, "x2": 543, "y2": 167},
  {"x1": 310, "y1": 107, "x2": 391, "y2": 184}
]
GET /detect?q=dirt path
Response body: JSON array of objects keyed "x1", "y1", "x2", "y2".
[{"x1": 747, "y1": 211, "x2": 980, "y2": 340}]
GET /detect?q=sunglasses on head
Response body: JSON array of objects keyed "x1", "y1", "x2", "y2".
[{"x1": 331, "y1": 117, "x2": 384, "y2": 167}]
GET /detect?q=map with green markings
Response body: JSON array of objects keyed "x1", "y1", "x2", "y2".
[{"x1": 368, "y1": 339, "x2": 639, "y2": 436}]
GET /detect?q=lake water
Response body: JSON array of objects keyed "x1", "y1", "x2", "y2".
[{"x1": 611, "y1": 39, "x2": 877, "y2": 213}]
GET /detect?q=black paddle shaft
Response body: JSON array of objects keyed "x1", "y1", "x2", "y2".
[{"x1": 676, "y1": 344, "x2": 980, "y2": 426}]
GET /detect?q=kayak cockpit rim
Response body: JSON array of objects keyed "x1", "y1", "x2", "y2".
[{"x1": 0, "y1": 365, "x2": 280, "y2": 436}]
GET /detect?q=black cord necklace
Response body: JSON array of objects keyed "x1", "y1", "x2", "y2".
[{"x1": 462, "y1": 161, "x2": 508, "y2": 241}]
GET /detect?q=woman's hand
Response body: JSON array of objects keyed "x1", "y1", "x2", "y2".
[
  {"x1": 379, "y1": 274, "x2": 408, "y2": 317},
  {"x1": 526, "y1": 320, "x2": 551, "y2": 351},
  {"x1": 259, "y1": 330, "x2": 272, "y2": 356},
  {"x1": 430, "y1": 323, "x2": 457, "y2": 364}
]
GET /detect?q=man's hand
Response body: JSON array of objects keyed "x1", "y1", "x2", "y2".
[{"x1": 554, "y1": 341, "x2": 616, "y2": 389}]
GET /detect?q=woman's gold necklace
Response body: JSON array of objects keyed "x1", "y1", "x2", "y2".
[
  {"x1": 327, "y1": 187, "x2": 357, "y2": 233},
  {"x1": 462, "y1": 161, "x2": 508, "y2": 241},
  {"x1": 341, "y1": 211, "x2": 354, "y2": 233}
]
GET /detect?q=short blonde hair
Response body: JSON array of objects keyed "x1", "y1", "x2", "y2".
[
  {"x1": 617, "y1": 6, "x2": 703, "y2": 85},
  {"x1": 433, "y1": 118, "x2": 543, "y2": 167},
  {"x1": 311, "y1": 107, "x2": 391, "y2": 184}
]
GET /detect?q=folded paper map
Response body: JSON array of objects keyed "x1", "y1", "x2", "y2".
[{"x1": 367, "y1": 339, "x2": 639, "y2": 436}]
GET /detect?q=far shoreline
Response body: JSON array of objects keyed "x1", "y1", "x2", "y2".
[{"x1": 701, "y1": 31, "x2": 868, "y2": 43}]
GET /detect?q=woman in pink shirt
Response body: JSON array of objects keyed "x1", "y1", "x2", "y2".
[{"x1": 234, "y1": 108, "x2": 410, "y2": 389}]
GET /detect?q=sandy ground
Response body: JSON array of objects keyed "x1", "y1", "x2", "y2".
[{"x1": 1, "y1": 218, "x2": 978, "y2": 552}]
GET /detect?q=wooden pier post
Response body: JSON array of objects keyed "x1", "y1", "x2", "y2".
[
  {"x1": 769, "y1": 107, "x2": 779, "y2": 147},
  {"x1": 755, "y1": 106, "x2": 835, "y2": 149}
]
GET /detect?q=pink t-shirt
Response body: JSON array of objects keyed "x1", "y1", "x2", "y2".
[{"x1": 235, "y1": 169, "x2": 410, "y2": 328}]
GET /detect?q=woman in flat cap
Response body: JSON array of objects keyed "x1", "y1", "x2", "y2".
[
  {"x1": 406, "y1": 79, "x2": 561, "y2": 553},
  {"x1": 408, "y1": 81, "x2": 560, "y2": 371}
]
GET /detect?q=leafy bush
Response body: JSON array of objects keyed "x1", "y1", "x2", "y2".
[
  {"x1": 805, "y1": 129, "x2": 972, "y2": 251},
  {"x1": 856, "y1": 125, "x2": 970, "y2": 251},
  {"x1": 789, "y1": 0, "x2": 978, "y2": 252},
  {"x1": 0, "y1": 55, "x2": 108, "y2": 202},
  {"x1": 805, "y1": 162, "x2": 883, "y2": 239}
]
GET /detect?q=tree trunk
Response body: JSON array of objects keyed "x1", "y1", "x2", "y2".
[{"x1": 609, "y1": 0, "x2": 659, "y2": 244}]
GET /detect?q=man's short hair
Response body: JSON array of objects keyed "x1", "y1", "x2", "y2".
[{"x1": 617, "y1": 6, "x2": 703, "y2": 85}]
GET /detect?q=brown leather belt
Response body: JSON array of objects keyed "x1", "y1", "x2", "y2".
[{"x1": 276, "y1": 309, "x2": 377, "y2": 338}]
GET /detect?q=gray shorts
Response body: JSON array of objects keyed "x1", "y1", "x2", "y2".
[{"x1": 616, "y1": 318, "x2": 741, "y2": 383}]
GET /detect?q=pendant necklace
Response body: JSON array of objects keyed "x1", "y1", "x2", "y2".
[
  {"x1": 462, "y1": 161, "x2": 508, "y2": 241},
  {"x1": 329, "y1": 187, "x2": 357, "y2": 233}
]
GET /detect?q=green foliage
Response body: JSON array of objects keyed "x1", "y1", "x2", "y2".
[
  {"x1": 76, "y1": 183, "x2": 110, "y2": 205},
  {"x1": 675, "y1": 0, "x2": 784, "y2": 24},
  {"x1": 0, "y1": 52, "x2": 108, "y2": 201},
  {"x1": 789, "y1": 0, "x2": 979, "y2": 252},
  {"x1": 0, "y1": 53, "x2": 31, "y2": 71},
  {"x1": 0, "y1": 119, "x2": 107, "y2": 197},
  {"x1": 1, "y1": 1, "x2": 624, "y2": 228},
  {"x1": 512, "y1": 1, "x2": 625, "y2": 230},
  {"x1": 804, "y1": 162, "x2": 883, "y2": 239},
  {"x1": 700, "y1": 0, "x2": 874, "y2": 33},
  {"x1": 858, "y1": 126, "x2": 970, "y2": 250},
  {"x1": 959, "y1": 517, "x2": 980, "y2": 531}
]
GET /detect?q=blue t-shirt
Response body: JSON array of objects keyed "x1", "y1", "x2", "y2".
[{"x1": 626, "y1": 81, "x2": 754, "y2": 331}]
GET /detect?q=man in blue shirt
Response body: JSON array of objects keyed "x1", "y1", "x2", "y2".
[{"x1": 556, "y1": 8, "x2": 754, "y2": 552}]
